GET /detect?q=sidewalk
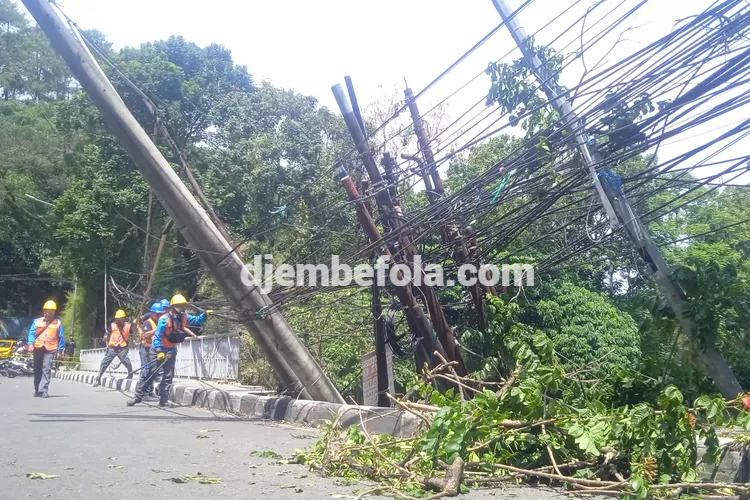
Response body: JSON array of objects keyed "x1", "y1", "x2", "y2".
[{"x1": 54, "y1": 370, "x2": 419, "y2": 437}]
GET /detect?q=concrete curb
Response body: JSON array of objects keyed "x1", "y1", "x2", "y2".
[{"x1": 53, "y1": 371, "x2": 419, "y2": 437}]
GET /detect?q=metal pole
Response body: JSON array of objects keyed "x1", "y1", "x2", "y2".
[
  {"x1": 345, "y1": 76, "x2": 367, "y2": 137},
  {"x1": 103, "y1": 260, "x2": 107, "y2": 345},
  {"x1": 23, "y1": 0, "x2": 343, "y2": 403},
  {"x1": 404, "y1": 87, "x2": 444, "y2": 197},
  {"x1": 490, "y1": 0, "x2": 743, "y2": 398},
  {"x1": 71, "y1": 282, "x2": 77, "y2": 344},
  {"x1": 371, "y1": 257, "x2": 390, "y2": 407}
]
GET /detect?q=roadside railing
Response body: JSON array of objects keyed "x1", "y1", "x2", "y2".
[{"x1": 78, "y1": 334, "x2": 239, "y2": 380}]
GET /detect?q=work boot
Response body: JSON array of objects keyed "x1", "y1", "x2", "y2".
[
  {"x1": 40, "y1": 393, "x2": 49, "y2": 398},
  {"x1": 158, "y1": 401, "x2": 169, "y2": 408},
  {"x1": 93, "y1": 379, "x2": 101, "y2": 387},
  {"x1": 33, "y1": 391, "x2": 39, "y2": 397},
  {"x1": 126, "y1": 397, "x2": 141, "y2": 407}
]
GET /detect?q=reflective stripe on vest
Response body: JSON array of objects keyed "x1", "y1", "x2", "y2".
[
  {"x1": 141, "y1": 318, "x2": 156, "y2": 346},
  {"x1": 108, "y1": 322, "x2": 131, "y2": 348},
  {"x1": 33, "y1": 318, "x2": 61, "y2": 351},
  {"x1": 161, "y1": 314, "x2": 188, "y2": 349}
]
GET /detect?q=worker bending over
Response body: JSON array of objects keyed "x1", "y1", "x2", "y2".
[
  {"x1": 128, "y1": 294, "x2": 201, "y2": 407},
  {"x1": 28, "y1": 300, "x2": 64, "y2": 398},
  {"x1": 94, "y1": 309, "x2": 133, "y2": 386}
]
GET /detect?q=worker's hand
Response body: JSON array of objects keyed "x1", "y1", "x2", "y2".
[
  {"x1": 192, "y1": 334, "x2": 202, "y2": 341},
  {"x1": 156, "y1": 351, "x2": 166, "y2": 361}
]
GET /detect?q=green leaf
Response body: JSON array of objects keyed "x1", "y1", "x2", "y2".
[{"x1": 26, "y1": 472, "x2": 60, "y2": 480}]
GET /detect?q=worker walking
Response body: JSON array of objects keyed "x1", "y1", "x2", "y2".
[
  {"x1": 93, "y1": 309, "x2": 133, "y2": 387},
  {"x1": 136, "y1": 302, "x2": 164, "y2": 397},
  {"x1": 28, "y1": 300, "x2": 65, "y2": 398},
  {"x1": 128, "y1": 294, "x2": 202, "y2": 407}
]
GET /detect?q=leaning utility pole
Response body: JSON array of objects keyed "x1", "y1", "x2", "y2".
[
  {"x1": 490, "y1": 0, "x2": 743, "y2": 398},
  {"x1": 24, "y1": 0, "x2": 343, "y2": 403},
  {"x1": 404, "y1": 87, "x2": 495, "y2": 330}
]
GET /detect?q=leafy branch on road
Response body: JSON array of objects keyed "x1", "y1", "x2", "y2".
[{"x1": 296, "y1": 303, "x2": 750, "y2": 499}]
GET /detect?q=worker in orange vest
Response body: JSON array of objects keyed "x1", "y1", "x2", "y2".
[
  {"x1": 27, "y1": 300, "x2": 65, "y2": 398},
  {"x1": 128, "y1": 294, "x2": 201, "y2": 407},
  {"x1": 93, "y1": 309, "x2": 134, "y2": 386}
]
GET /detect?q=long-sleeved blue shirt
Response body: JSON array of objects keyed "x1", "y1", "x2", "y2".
[
  {"x1": 151, "y1": 312, "x2": 204, "y2": 351},
  {"x1": 27, "y1": 318, "x2": 65, "y2": 352},
  {"x1": 141, "y1": 312, "x2": 206, "y2": 327}
]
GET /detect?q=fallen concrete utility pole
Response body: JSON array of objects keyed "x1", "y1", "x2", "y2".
[
  {"x1": 24, "y1": 0, "x2": 344, "y2": 404},
  {"x1": 490, "y1": 0, "x2": 743, "y2": 398}
]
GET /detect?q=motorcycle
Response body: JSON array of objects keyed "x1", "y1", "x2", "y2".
[
  {"x1": 7, "y1": 357, "x2": 33, "y2": 376},
  {"x1": 0, "y1": 360, "x2": 22, "y2": 378}
]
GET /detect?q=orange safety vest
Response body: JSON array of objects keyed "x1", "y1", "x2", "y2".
[
  {"x1": 161, "y1": 314, "x2": 188, "y2": 349},
  {"x1": 108, "y1": 322, "x2": 131, "y2": 348},
  {"x1": 33, "y1": 318, "x2": 62, "y2": 351},
  {"x1": 141, "y1": 317, "x2": 157, "y2": 347}
]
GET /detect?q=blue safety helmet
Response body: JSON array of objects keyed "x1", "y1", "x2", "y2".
[
  {"x1": 159, "y1": 298, "x2": 170, "y2": 309},
  {"x1": 150, "y1": 302, "x2": 165, "y2": 314}
]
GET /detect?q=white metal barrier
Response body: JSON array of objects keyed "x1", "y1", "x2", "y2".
[{"x1": 78, "y1": 334, "x2": 240, "y2": 380}]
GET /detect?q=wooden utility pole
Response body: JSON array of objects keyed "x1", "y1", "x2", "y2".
[
  {"x1": 25, "y1": 0, "x2": 343, "y2": 403},
  {"x1": 404, "y1": 87, "x2": 444, "y2": 197},
  {"x1": 333, "y1": 83, "x2": 466, "y2": 375},
  {"x1": 490, "y1": 0, "x2": 743, "y2": 398},
  {"x1": 403, "y1": 87, "x2": 493, "y2": 329}
]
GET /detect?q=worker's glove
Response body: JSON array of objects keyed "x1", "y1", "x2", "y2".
[
  {"x1": 156, "y1": 351, "x2": 166, "y2": 362},
  {"x1": 205, "y1": 309, "x2": 213, "y2": 316}
]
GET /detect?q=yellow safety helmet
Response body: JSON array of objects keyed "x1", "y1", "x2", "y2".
[
  {"x1": 43, "y1": 300, "x2": 57, "y2": 311},
  {"x1": 114, "y1": 309, "x2": 126, "y2": 319},
  {"x1": 170, "y1": 294, "x2": 188, "y2": 306}
]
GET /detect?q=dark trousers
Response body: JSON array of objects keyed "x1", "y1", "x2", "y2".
[
  {"x1": 134, "y1": 348, "x2": 175, "y2": 404},
  {"x1": 139, "y1": 344, "x2": 155, "y2": 394},
  {"x1": 97, "y1": 346, "x2": 133, "y2": 381},
  {"x1": 33, "y1": 348, "x2": 55, "y2": 395}
]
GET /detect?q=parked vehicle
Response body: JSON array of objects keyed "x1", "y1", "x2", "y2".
[{"x1": 0, "y1": 360, "x2": 22, "y2": 378}]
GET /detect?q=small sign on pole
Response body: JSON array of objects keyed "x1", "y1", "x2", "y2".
[{"x1": 362, "y1": 346, "x2": 395, "y2": 406}]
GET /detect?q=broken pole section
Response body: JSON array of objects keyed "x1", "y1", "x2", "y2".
[
  {"x1": 490, "y1": 0, "x2": 743, "y2": 398},
  {"x1": 24, "y1": 0, "x2": 344, "y2": 404}
]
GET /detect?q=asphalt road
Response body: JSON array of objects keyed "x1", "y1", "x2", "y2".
[{"x1": 0, "y1": 377, "x2": 574, "y2": 500}]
